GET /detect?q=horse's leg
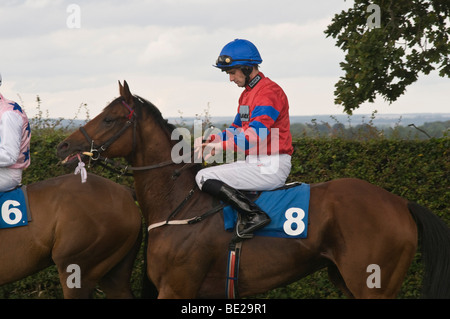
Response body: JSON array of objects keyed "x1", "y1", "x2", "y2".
[
  {"x1": 327, "y1": 264, "x2": 354, "y2": 298},
  {"x1": 56, "y1": 264, "x2": 96, "y2": 298},
  {"x1": 153, "y1": 261, "x2": 207, "y2": 299},
  {"x1": 324, "y1": 179, "x2": 418, "y2": 298},
  {"x1": 98, "y1": 231, "x2": 142, "y2": 299},
  {"x1": 98, "y1": 261, "x2": 134, "y2": 299},
  {"x1": 155, "y1": 271, "x2": 202, "y2": 298},
  {"x1": 148, "y1": 226, "x2": 223, "y2": 299},
  {"x1": 54, "y1": 236, "x2": 136, "y2": 299},
  {"x1": 329, "y1": 254, "x2": 413, "y2": 299},
  {"x1": 56, "y1": 238, "x2": 141, "y2": 299},
  {"x1": 333, "y1": 239, "x2": 416, "y2": 299}
]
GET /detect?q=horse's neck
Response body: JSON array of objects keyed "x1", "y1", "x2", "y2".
[
  {"x1": 132, "y1": 123, "x2": 198, "y2": 224},
  {"x1": 133, "y1": 168, "x2": 198, "y2": 225}
]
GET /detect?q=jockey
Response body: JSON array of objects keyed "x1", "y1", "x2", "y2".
[
  {"x1": 0, "y1": 73, "x2": 31, "y2": 192},
  {"x1": 195, "y1": 39, "x2": 293, "y2": 238}
]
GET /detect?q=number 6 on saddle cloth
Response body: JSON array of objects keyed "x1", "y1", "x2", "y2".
[
  {"x1": 223, "y1": 183, "x2": 310, "y2": 239},
  {"x1": 0, "y1": 186, "x2": 30, "y2": 229}
]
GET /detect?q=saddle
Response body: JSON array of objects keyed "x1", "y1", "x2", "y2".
[
  {"x1": 241, "y1": 182, "x2": 303, "y2": 200},
  {"x1": 224, "y1": 182, "x2": 310, "y2": 239}
]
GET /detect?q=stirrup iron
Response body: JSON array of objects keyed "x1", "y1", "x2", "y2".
[{"x1": 235, "y1": 214, "x2": 254, "y2": 240}]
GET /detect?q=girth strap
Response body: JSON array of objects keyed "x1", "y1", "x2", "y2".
[{"x1": 226, "y1": 240, "x2": 243, "y2": 299}]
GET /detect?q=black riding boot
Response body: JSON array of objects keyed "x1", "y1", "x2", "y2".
[{"x1": 201, "y1": 179, "x2": 271, "y2": 237}]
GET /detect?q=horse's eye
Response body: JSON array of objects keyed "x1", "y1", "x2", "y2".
[{"x1": 103, "y1": 117, "x2": 115, "y2": 125}]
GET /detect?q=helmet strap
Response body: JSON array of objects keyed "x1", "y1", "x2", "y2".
[{"x1": 241, "y1": 66, "x2": 253, "y2": 86}]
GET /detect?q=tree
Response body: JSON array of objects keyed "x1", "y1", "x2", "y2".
[{"x1": 325, "y1": 0, "x2": 450, "y2": 114}]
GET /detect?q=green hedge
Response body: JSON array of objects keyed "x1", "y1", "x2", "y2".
[{"x1": 1, "y1": 128, "x2": 448, "y2": 298}]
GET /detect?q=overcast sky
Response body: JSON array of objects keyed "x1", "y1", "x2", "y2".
[{"x1": 0, "y1": 0, "x2": 448, "y2": 120}]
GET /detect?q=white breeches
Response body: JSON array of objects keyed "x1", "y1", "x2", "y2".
[
  {"x1": 195, "y1": 154, "x2": 291, "y2": 191},
  {"x1": 0, "y1": 168, "x2": 22, "y2": 192}
]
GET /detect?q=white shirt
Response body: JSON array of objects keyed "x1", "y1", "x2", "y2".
[
  {"x1": 0, "y1": 93, "x2": 30, "y2": 192},
  {"x1": 0, "y1": 110, "x2": 23, "y2": 167}
]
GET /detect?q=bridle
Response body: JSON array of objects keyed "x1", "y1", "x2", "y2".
[
  {"x1": 78, "y1": 96, "x2": 222, "y2": 233},
  {"x1": 78, "y1": 98, "x2": 178, "y2": 175},
  {"x1": 80, "y1": 100, "x2": 137, "y2": 162}
]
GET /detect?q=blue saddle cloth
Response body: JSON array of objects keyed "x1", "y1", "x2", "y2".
[
  {"x1": 223, "y1": 183, "x2": 310, "y2": 239},
  {"x1": 0, "y1": 186, "x2": 29, "y2": 229}
]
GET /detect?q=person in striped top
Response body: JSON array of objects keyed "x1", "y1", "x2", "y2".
[
  {"x1": 0, "y1": 73, "x2": 31, "y2": 192},
  {"x1": 195, "y1": 39, "x2": 293, "y2": 238}
]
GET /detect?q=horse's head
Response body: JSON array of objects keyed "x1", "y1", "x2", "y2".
[{"x1": 57, "y1": 81, "x2": 137, "y2": 166}]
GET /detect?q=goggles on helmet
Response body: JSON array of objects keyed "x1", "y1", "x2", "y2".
[{"x1": 216, "y1": 55, "x2": 255, "y2": 67}]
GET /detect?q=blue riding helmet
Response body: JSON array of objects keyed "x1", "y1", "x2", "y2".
[{"x1": 214, "y1": 39, "x2": 263, "y2": 69}]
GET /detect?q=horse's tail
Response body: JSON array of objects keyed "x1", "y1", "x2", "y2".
[{"x1": 408, "y1": 201, "x2": 450, "y2": 298}]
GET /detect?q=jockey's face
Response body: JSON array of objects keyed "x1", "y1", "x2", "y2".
[{"x1": 226, "y1": 68, "x2": 246, "y2": 88}]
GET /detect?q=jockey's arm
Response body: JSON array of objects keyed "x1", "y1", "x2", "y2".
[{"x1": 0, "y1": 111, "x2": 23, "y2": 167}]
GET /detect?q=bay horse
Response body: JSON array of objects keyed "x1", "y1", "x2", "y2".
[
  {"x1": 0, "y1": 173, "x2": 142, "y2": 298},
  {"x1": 57, "y1": 81, "x2": 450, "y2": 298}
]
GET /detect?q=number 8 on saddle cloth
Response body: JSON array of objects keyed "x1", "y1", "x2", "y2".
[{"x1": 223, "y1": 183, "x2": 310, "y2": 239}]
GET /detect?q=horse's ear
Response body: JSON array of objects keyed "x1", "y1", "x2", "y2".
[{"x1": 119, "y1": 80, "x2": 133, "y2": 105}]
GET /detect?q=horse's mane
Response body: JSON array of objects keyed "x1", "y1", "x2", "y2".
[
  {"x1": 131, "y1": 95, "x2": 177, "y2": 135},
  {"x1": 132, "y1": 95, "x2": 202, "y2": 174}
]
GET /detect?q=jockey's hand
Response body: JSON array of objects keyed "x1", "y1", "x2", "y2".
[
  {"x1": 194, "y1": 136, "x2": 204, "y2": 161},
  {"x1": 194, "y1": 134, "x2": 222, "y2": 163},
  {"x1": 204, "y1": 139, "x2": 223, "y2": 163}
]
